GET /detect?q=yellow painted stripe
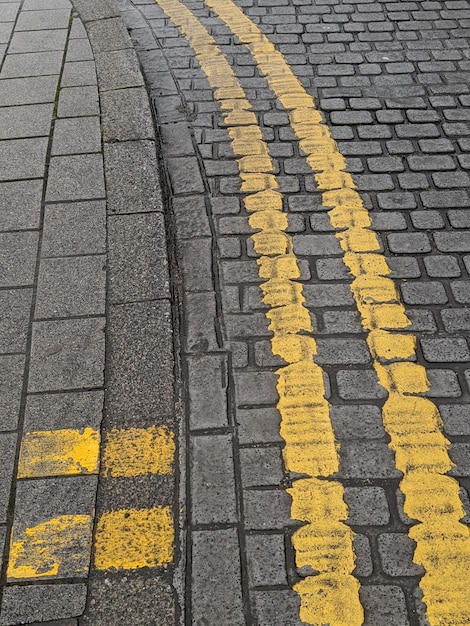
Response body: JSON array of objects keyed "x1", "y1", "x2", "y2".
[
  {"x1": 17, "y1": 428, "x2": 100, "y2": 478},
  {"x1": 93, "y1": 507, "x2": 174, "y2": 570},
  {"x1": 101, "y1": 426, "x2": 175, "y2": 477},
  {"x1": 201, "y1": 2, "x2": 470, "y2": 623},
  {"x1": 7, "y1": 515, "x2": 93, "y2": 580},
  {"x1": 153, "y1": 1, "x2": 363, "y2": 623}
]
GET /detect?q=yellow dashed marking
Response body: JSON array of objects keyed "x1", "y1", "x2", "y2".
[
  {"x1": 153, "y1": 1, "x2": 363, "y2": 623},
  {"x1": 93, "y1": 507, "x2": 174, "y2": 570},
  {"x1": 202, "y1": 2, "x2": 470, "y2": 622},
  {"x1": 17, "y1": 428, "x2": 100, "y2": 478},
  {"x1": 101, "y1": 426, "x2": 175, "y2": 477},
  {"x1": 7, "y1": 515, "x2": 93, "y2": 580}
]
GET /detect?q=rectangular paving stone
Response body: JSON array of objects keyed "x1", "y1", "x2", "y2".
[
  {"x1": 235, "y1": 371, "x2": 278, "y2": 406},
  {"x1": 101, "y1": 87, "x2": 154, "y2": 142},
  {"x1": 166, "y1": 156, "x2": 205, "y2": 195},
  {"x1": 339, "y1": 442, "x2": 401, "y2": 479},
  {"x1": 61, "y1": 61, "x2": 97, "y2": 87},
  {"x1": 28, "y1": 317, "x2": 105, "y2": 392},
  {"x1": 51, "y1": 117, "x2": 101, "y2": 155},
  {"x1": 0, "y1": 231, "x2": 39, "y2": 287},
  {"x1": 172, "y1": 196, "x2": 210, "y2": 238},
  {"x1": 359, "y1": 585, "x2": 409, "y2": 626},
  {"x1": 8, "y1": 28, "x2": 67, "y2": 53},
  {"x1": 24, "y1": 390, "x2": 103, "y2": 431},
  {"x1": 187, "y1": 354, "x2": 228, "y2": 430},
  {"x1": 253, "y1": 591, "x2": 304, "y2": 626},
  {"x1": 0, "y1": 432, "x2": 17, "y2": 520},
  {"x1": 66, "y1": 38, "x2": 93, "y2": 62},
  {"x1": 239, "y1": 447, "x2": 284, "y2": 488},
  {"x1": 0, "y1": 23, "x2": 14, "y2": 45},
  {"x1": 1, "y1": 50, "x2": 63, "y2": 78},
  {"x1": 191, "y1": 529, "x2": 244, "y2": 626},
  {"x1": 86, "y1": 16, "x2": 132, "y2": 53},
  {"x1": 35, "y1": 255, "x2": 106, "y2": 318},
  {"x1": 95, "y1": 49, "x2": 144, "y2": 91},
  {"x1": 22, "y1": 0, "x2": 71, "y2": 9},
  {"x1": 0, "y1": 103, "x2": 53, "y2": 139},
  {"x1": 237, "y1": 407, "x2": 282, "y2": 444},
  {"x1": 42, "y1": 201, "x2": 106, "y2": 256},
  {"x1": 0, "y1": 137, "x2": 48, "y2": 180},
  {"x1": 104, "y1": 140, "x2": 163, "y2": 213},
  {"x1": 15, "y1": 9, "x2": 71, "y2": 31},
  {"x1": 344, "y1": 487, "x2": 390, "y2": 525},
  {"x1": 243, "y1": 488, "x2": 292, "y2": 530},
  {"x1": 106, "y1": 301, "x2": 174, "y2": 427},
  {"x1": 46, "y1": 154, "x2": 105, "y2": 201},
  {"x1": 246, "y1": 533, "x2": 287, "y2": 587},
  {"x1": 183, "y1": 292, "x2": 219, "y2": 353},
  {"x1": 57, "y1": 85, "x2": 99, "y2": 117},
  {"x1": 440, "y1": 404, "x2": 470, "y2": 436},
  {"x1": 0, "y1": 585, "x2": 86, "y2": 626},
  {"x1": 0, "y1": 75, "x2": 59, "y2": 106},
  {"x1": 330, "y1": 405, "x2": 386, "y2": 440},
  {"x1": 108, "y1": 213, "x2": 169, "y2": 303},
  {"x1": 190, "y1": 434, "x2": 237, "y2": 525},
  {"x1": 0, "y1": 288, "x2": 32, "y2": 353},
  {"x1": 179, "y1": 238, "x2": 213, "y2": 292},
  {"x1": 0, "y1": 2, "x2": 20, "y2": 21},
  {"x1": 71, "y1": 0, "x2": 119, "y2": 22},
  {"x1": 0, "y1": 179, "x2": 43, "y2": 231}
]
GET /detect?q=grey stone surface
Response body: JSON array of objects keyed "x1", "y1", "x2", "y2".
[
  {"x1": 101, "y1": 87, "x2": 154, "y2": 142},
  {"x1": 159, "y1": 121, "x2": 195, "y2": 157},
  {"x1": 72, "y1": 0, "x2": 119, "y2": 22},
  {"x1": 172, "y1": 195, "x2": 211, "y2": 239},
  {"x1": 46, "y1": 154, "x2": 105, "y2": 201},
  {"x1": 183, "y1": 291, "x2": 220, "y2": 353},
  {"x1": 0, "y1": 584, "x2": 86, "y2": 626},
  {"x1": 0, "y1": 137, "x2": 48, "y2": 180},
  {"x1": 0, "y1": 103, "x2": 53, "y2": 139},
  {"x1": 331, "y1": 405, "x2": 386, "y2": 440},
  {"x1": 0, "y1": 231, "x2": 39, "y2": 287},
  {"x1": 95, "y1": 48, "x2": 144, "y2": 91},
  {"x1": 24, "y1": 390, "x2": 103, "y2": 431},
  {"x1": 246, "y1": 533, "x2": 287, "y2": 586},
  {"x1": 105, "y1": 301, "x2": 174, "y2": 426},
  {"x1": 336, "y1": 369, "x2": 387, "y2": 400},
  {"x1": 0, "y1": 289, "x2": 32, "y2": 353},
  {"x1": 42, "y1": 201, "x2": 106, "y2": 256},
  {"x1": 166, "y1": 156, "x2": 205, "y2": 195},
  {"x1": 57, "y1": 85, "x2": 99, "y2": 117},
  {"x1": 179, "y1": 238, "x2": 213, "y2": 292},
  {"x1": 344, "y1": 487, "x2": 390, "y2": 525},
  {"x1": 239, "y1": 446, "x2": 284, "y2": 487},
  {"x1": 191, "y1": 529, "x2": 244, "y2": 626},
  {"x1": 187, "y1": 354, "x2": 228, "y2": 430},
  {"x1": 190, "y1": 434, "x2": 237, "y2": 525},
  {"x1": 252, "y1": 591, "x2": 304, "y2": 626},
  {"x1": 421, "y1": 338, "x2": 470, "y2": 363},
  {"x1": 65, "y1": 38, "x2": 93, "y2": 62},
  {"x1": 15, "y1": 9, "x2": 71, "y2": 31},
  {"x1": 449, "y1": 443, "x2": 470, "y2": 477},
  {"x1": 28, "y1": 317, "x2": 105, "y2": 392},
  {"x1": 108, "y1": 213, "x2": 169, "y2": 303},
  {"x1": 8, "y1": 29, "x2": 67, "y2": 53},
  {"x1": 440, "y1": 404, "x2": 470, "y2": 436},
  {"x1": 235, "y1": 370, "x2": 278, "y2": 406},
  {"x1": 315, "y1": 338, "x2": 370, "y2": 365},
  {"x1": 378, "y1": 534, "x2": 424, "y2": 576},
  {"x1": 86, "y1": 16, "x2": 132, "y2": 52},
  {"x1": 51, "y1": 116, "x2": 101, "y2": 155},
  {"x1": 354, "y1": 534, "x2": 373, "y2": 577},
  {"x1": 81, "y1": 573, "x2": 175, "y2": 626},
  {"x1": 243, "y1": 489, "x2": 292, "y2": 530},
  {"x1": 237, "y1": 407, "x2": 282, "y2": 444},
  {"x1": 339, "y1": 442, "x2": 401, "y2": 478},
  {"x1": 0, "y1": 432, "x2": 17, "y2": 520},
  {"x1": 360, "y1": 586, "x2": 409, "y2": 626},
  {"x1": 60, "y1": 60, "x2": 97, "y2": 87},
  {"x1": 1, "y1": 50, "x2": 63, "y2": 78},
  {"x1": 104, "y1": 140, "x2": 163, "y2": 213},
  {"x1": 35, "y1": 255, "x2": 106, "y2": 318}
]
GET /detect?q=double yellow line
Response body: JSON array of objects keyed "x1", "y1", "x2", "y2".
[{"x1": 154, "y1": 0, "x2": 470, "y2": 624}]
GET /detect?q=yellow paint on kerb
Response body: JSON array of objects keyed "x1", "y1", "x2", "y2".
[
  {"x1": 101, "y1": 426, "x2": 175, "y2": 477},
  {"x1": 7, "y1": 515, "x2": 92, "y2": 580},
  {"x1": 152, "y1": 1, "x2": 363, "y2": 623},
  {"x1": 201, "y1": 2, "x2": 470, "y2": 621},
  {"x1": 17, "y1": 428, "x2": 99, "y2": 478},
  {"x1": 94, "y1": 507, "x2": 174, "y2": 570}
]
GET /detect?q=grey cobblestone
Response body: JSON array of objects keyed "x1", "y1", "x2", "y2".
[
  {"x1": 360, "y1": 585, "x2": 410, "y2": 626},
  {"x1": 421, "y1": 337, "x2": 470, "y2": 362},
  {"x1": 0, "y1": 585, "x2": 86, "y2": 626},
  {"x1": 246, "y1": 533, "x2": 287, "y2": 586},
  {"x1": 378, "y1": 534, "x2": 424, "y2": 576},
  {"x1": 401, "y1": 281, "x2": 448, "y2": 304},
  {"x1": 337, "y1": 369, "x2": 387, "y2": 399},
  {"x1": 440, "y1": 404, "x2": 470, "y2": 435},
  {"x1": 187, "y1": 355, "x2": 228, "y2": 430},
  {"x1": 426, "y1": 369, "x2": 462, "y2": 398},
  {"x1": 344, "y1": 487, "x2": 390, "y2": 525}
]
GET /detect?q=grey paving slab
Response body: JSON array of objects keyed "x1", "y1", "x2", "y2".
[
  {"x1": 51, "y1": 116, "x2": 101, "y2": 155},
  {"x1": 104, "y1": 140, "x2": 162, "y2": 214},
  {"x1": 1, "y1": 50, "x2": 63, "y2": 78},
  {"x1": 22, "y1": 0, "x2": 71, "y2": 8},
  {"x1": 0, "y1": 23, "x2": 13, "y2": 44},
  {"x1": 253, "y1": 591, "x2": 304, "y2": 626},
  {"x1": 0, "y1": 75, "x2": 59, "y2": 106},
  {"x1": 0, "y1": 103, "x2": 53, "y2": 139},
  {"x1": 0, "y1": 231, "x2": 39, "y2": 287},
  {"x1": 0, "y1": 432, "x2": 17, "y2": 520},
  {"x1": 0, "y1": 179, "x2": 43, "y2": 230},
  {"x1": 0, "y1": 355, "x2": 24, "y2": 431},
  {"x1": 8, "y1": 29, "x2": 67, "y2": 53},
  {"x1": 46, "y1": 154, "x2": 105, "y2": 201},
  {"x1": 237, "y1": 407, "x2": 282, "y2": 445},
  {"x1": 108, "y1": 213, "x2": 169, "y2": 303},
  {"x1": 69, "y1": 17, "x2": 86, "y2": 39},
  {"x1": 24, "y1": 390, "x2": 103, "y2": 431},
  {"x1": 243, "y1": 489, "x2": 292, "y2": 530},
  {"x1": 191, "y1": 529, "x2": 244, "y2": 626},
  {"x1": 360, "y1": 585, "x2": 409, "y2": 626},
  {"x1": 183, "y1": 291, "x2": 220, "y2": 353},
  {"x1": 86, "y1": 16, "x2": 132, "y2": 53},
  {"x1": 187, "y1": 354, "x2": 228, "y2": 430},
  {"x1": 65, "y1": 38, "x2": 93, "y2": 62},
  {"x1": 0, "y1": 2, "x2": 19, "y2": 21},
  {"x1": 42, "y1": 200, "x2": 106, "y2": 256},
  {"x1": 61, "y1": 61, "x2": 97, "y2": 87},
  {"x1": 15, "y1": 9, "x2": 71, "y2": 31},
  {"x1": 28, "y1": 317, "x2": 105, "y2": 392},
  {"x1": 0, "y1": 288, "x2": 32, "y2": 353},
  {"x1": 95, "y1": 49, "x2": 144, "y2": 91},
  {"x1": 101, "y1": 87, "x2": 154, "y2": 142},
  {"x1": 246, "y1": 534, "x2": 287, "y2": 587},
  {"x1": 71, "y1": 0, "x2": 119, "y2": 22},
  {"x1": 57, "y1": 85, "x2": 99, "y2": 117},
  {"x1": 35, "y1": 255, "x2": 106, "y2": 318},
  {"x1": 0, "y1": 137, "x2": 48, "y2": 181},
  {"x1": 239, "y1": 447, "x2": 284, "y2": 488},
  {"x1": 0, "y1": 585, "x2": 85, "y2": 626}
]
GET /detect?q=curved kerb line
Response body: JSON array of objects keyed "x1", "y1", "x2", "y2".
[
  {"x1": 152, "y1": 0, "x2": 364, "y2": 624},
  {"x1": 199, "y1": 1, "x2": 470, "y2": 624}
]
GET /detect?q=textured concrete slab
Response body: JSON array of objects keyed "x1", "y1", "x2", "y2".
[
  {"x1": 46, "y1": 154, "x2": 105, "y2": 201},
  {"x1": 8, "y1": 29, "x2": 68, "y2": 53},
  {"x1": 42, "y1": 201, "x2": 106, "y2": 256},
  {"x1": 0, "y1": 75, "x2": 59, "y2": 106},
  {"x1": 57, "y1": 85, "x2": 99, "y2": 117},
  {"x1": 0, "y1": 137, "x2": 48, "y2": 180},
  {"x1": 0, "y1": 289, "x2": 32, "y2": 353},
  {"x1": 1, "y1": 50, "x2": 63, "y2": 77},
  {"x1": 0, "y1": 231, "x2": 39, "y2": 287},
  {"x1": 0, "y1": 103, "x2": 53, "y2": 139}
]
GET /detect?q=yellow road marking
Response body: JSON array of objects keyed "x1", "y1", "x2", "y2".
[
  {"x1": 17, "y1": 428, "x2": 100, "y2": 478},
  {"x1": 93, "y1": 507, "x2": 174, "y2": 570},
  {"x1": 201, "y1": 2, "x2": 470, "y2": 623},
  {"x1": 101, "y1": 426, "x2": 175, "y2": 478},
  {"x1": 7, "y1": 515, "x2": 93, "y2": 580},
  {"x1": 153, "y1": 1, "x2": 363, "y2": 623}
]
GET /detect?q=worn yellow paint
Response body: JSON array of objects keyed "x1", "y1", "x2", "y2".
[
  {"x1": 101, "y1": 426, "x2": 175, "y2": 477},
  {"x1": 202, "y1": 2, "x2": 470, "y2": 621},
  {"x1": 17, "y1": 428, "x2": 99, "y2": 478},
  {"x1": 152, "y1": 0, "x2": 363, "y2": 623},
  {"x1": 94, "y1": 507, "x2": 174, "y2": 570},
  {"x1": 7, "y1": 515, "x2": 93, "y2": 580}
]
